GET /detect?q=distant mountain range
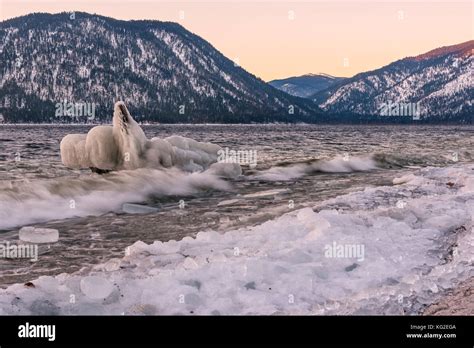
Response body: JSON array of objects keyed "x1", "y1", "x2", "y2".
[
  {"x1": 268, "y1": 74, "x2": 345, "y2": 98},
  {"x1": 0, "y1": 12, "x2": 472, "y2": 123},
  {"x1": 0, "y1": 12, "x2": 319, "y2": 123},
  {"x1": 311, "y1": 41, "x2": 473, "y2": 121}
]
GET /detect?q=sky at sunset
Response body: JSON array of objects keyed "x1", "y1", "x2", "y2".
[{"x1": 1, "y1": 0, "x2": 472, "y2": 81}]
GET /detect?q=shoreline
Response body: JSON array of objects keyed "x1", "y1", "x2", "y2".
[
  {"x1": 0, "y1": 162, "x2": 472, "y2": 314},
  {"x1": 1, "y1": 123, "x2": 474, "y2": 127}
]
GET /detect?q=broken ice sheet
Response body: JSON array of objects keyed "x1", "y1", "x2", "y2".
[{"x1": 19, "y1": 227, "x2": 59, "y2": 244}]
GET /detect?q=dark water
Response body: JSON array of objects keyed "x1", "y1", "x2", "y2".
[{"x1": 0, "y1": 124, "x2": 473, "y2": 287}]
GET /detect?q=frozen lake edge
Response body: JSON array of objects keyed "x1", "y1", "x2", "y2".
[{"x1": 0, "y1": 162, "x2": 473, "y2": 315}]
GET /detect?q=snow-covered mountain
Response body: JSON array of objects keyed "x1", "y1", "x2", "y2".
[
  {"x1": 0, "y1": 13, "x2": 471, "y2": 123},
  {"x1": 268, "y1": 73, "x2": 345, "y2": 98},
  {"x1": 0, "y1": 12, "x2": 320, "y2": 123},
  {"x1": 313, "y1": 41, "x2": 473, "y2": 120}
]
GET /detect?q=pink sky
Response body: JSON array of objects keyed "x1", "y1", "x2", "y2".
[{"x1": 1, "y1": 0, "x2": 472, "y2": 81}]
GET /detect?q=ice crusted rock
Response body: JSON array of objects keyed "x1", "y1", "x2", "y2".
[
  {"x1": 80, "y1": 276, "x2": 114, "y2": 300},
  {"x1": 122, "y1": 203, "x2": 159, "y2": 214},
  {"x1": 19, "y1": 227, "x2": 59, "y2": 243}
]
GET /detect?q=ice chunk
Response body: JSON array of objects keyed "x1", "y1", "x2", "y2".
[
  {"x1": 122, "y1": 203, "x2": 159, "y2": 214},
  {"x1": 297, "y1": 208, "x2": 331, "y2": 232},
  {"x1": 243, "y1": 189, "x2": 289, "y2": 198},
  {"x1": 80, "y1": 276, "x2": 114, "y2": 300},
  {"x1": 19, "y1": 227, "x2": 59, "y2": 244},
  {"x1": 392, "y1": 174, "x2": 427, "y2": 186},
  {"x1": 217, "y1": 199, "x2": 241, "y2": 206},
  {"x1": 182, "y1": 257, "x2": 199, "y2": 270},
  {"x1": 103, "y1": 258, "x2": 122, "y2": 272},
  {"x1": 127, "y1": 241, "x2": 150, "y2": 255}
]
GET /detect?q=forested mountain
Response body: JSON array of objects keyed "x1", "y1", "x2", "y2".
[{"x1": 0, "y1": 12, "x2": 320, "y2": 123}]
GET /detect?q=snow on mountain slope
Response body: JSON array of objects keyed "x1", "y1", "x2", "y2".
[
  {"x1": 313, "y1": 41, "x2": 473, "y2": 119},
  {"x1": 0, "y1": 12, "x2": 320, "y2": 123}
]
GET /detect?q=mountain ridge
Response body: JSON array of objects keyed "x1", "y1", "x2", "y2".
[
  {"x1": 0, "y1": 13, "x2": 471, "y2": 124},
  {"x1": 269, "y1": 73, "x2": 345, "y2": 98},
  {"x1": 0, "y1": 12, "x2": 321, "y2": 123},
  {"x1": 311, "y1": 40, "x2": 473, "y2": 121},
  {"x1": 410, "y1": 40, "x2": 473, "y2": 61}
]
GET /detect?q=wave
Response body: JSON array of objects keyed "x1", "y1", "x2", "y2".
[
  {"x1": 248, "y1": 151, "x2": 470, "y2": 181},
  {"x1": 0, "y1": 168, "x2": 231, "y2": 230},
  {"x1": 372, "y1": 153, "x2": 459, "y2": 169},
  {"x1": 249, "y1": 156, "x2": 378, "y2": 181},
  {"x1": 1, "y1": 151, "x2": 468, "y2": 228}
]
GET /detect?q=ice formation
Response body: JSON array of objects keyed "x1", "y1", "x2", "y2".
[
  {"x1": 12, "y1": 103, "x2": 241, "y2": 230},
  {"x1": 18, "y1": 227, "x2": 59, "y2": 244},
  {"x1": 60, "y1": 102, "x2": 231, "y2": 173},
  {"x1": 0, "y1": 163, "x2": 472, "y2": 315}
]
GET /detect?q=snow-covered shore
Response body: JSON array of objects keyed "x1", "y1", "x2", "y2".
[{"x1": 1, "y1": 163, "x2": 473, "y2": 315}]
